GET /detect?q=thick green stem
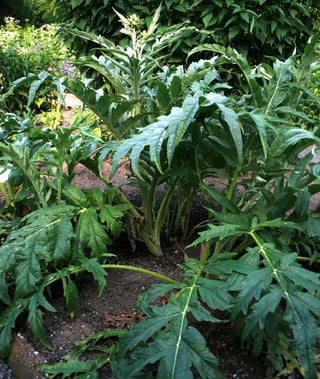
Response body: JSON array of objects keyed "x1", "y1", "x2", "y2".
[
  {"x1": 224, "y1": 136, "x2": 256, "y2": 212},
  {"x1": 139, "y1": 169, "x2": 161, "y2": 233},
  {"x1": 102, "y1": 264, "x2": 180, "y2": 284},
  {"x1": 45, "y1": 264, "x2": 181, "y2": 287},
  {"x1": 57, "y1": 166, "x2": 63, "y2": 206},
  {"x1": 194, "y1": 147, "x2": 212, "y2": 224},
  {"x1": 6, "y1": 180, "x2": 14, "y2": 201},
  {"x1": 154, "y1": 177, "x2": 178, "y2": 244},
  {"x1": 30, "y1": 178, "x2": 47, "y2": 208},
  {"x1": 296, "y1": 256, "x2": 320, "y2": 264},
  {"x1": 223, "y1": 167, "x2": 240, "y2": 214},
  {"x1": 194, "y1": 147, "x2": 213, "y2": 260},
  {"x1": 139, "y1": 228, "x2": 164, "y2": 257}
]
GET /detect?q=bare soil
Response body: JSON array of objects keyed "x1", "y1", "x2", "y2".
[{"x1": 2, "y1": 108, "x2": 313, "y2": 378}]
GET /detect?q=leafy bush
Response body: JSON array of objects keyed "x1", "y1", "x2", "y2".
[
  {"x1": 1, "y1": 13, "x2": 320, "y2": 378},
  {"x1": 0, "y1": 17, "x2": 72, "y2": 114},
  {"x1": 307, "y1": 63, "x2": 320, "y2": 123},
  {"x1": 1, "y1": 0, "x2": 58, "y2": 27},
  {"x1": 55, "y1": 0, "x2": 320, "y2": 65}
]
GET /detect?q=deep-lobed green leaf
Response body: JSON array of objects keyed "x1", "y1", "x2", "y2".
[
  {"x1": 50, "y1": 216, "x2": 75, "y2": 265},
  {"x1": 62, "y1": 276, "x2": 79, "y2": 318},
  {"x1": 191, "y1": 222, "x2": 249, "y2": 245},
  {"x1": 157, "y1": 81, "x2": 171, "y2": 112},
  {"x1": 288, "y1": 295, "x2": 319, "y2": 379},
  {"x1": 76, "y1": 207, "x2": 112, "y2": 258},
  {"x1": 15, "y1": 237, "x2": 42, "y2": 298},
  {"x1": 81, "y1": 258, "x2": 108, "y2": 296},
  {"x1": 62, "y1": 184, "x2": 91, "y2": 208},
  {"x1": 118, "y1": 316, "x2": 222, "y2": 379},
  {"x1": 0, "y1": 301, "x2": 25, "y2": 359},
  {"x1": 197, "y1": 277, "x2": 232, "y2": 311},
  {"x1": 27, "y1": 306, "x2": 50, "y2": 348},
  {"x1": 100, "y1": 204, "x2": 129, "y2": 239},
  {"x1": 0, "y1": 273, "x2": 11, "y2": 306},
  {"x1": 108, "y1": 93, "x2": 200, "y2": 177},
  {"x1": 282, "y1": 260, "x2": 320, "y2": 294},
  {"x1": 39, "y1": 359, "x2": 105, "y2": 379},
  {"x1": 243, "y1": 286, "x2": 283, "y2": 337},
  {"x1": 230, "y1": 269, "x2": 273, "y2": 320},
  {"x1": 117, "y1": 260, "x2": 225, "y2": 378}
]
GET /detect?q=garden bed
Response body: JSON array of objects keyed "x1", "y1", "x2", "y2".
[{"x1": 2, "y1": 141, "x2": 308, "y2": 379}]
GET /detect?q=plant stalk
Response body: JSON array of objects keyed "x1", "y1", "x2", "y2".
[
  {"x1": 45, "y1": 264, "x2": 181, "y2": 287},
  {"x1": 0, "y1": 183, "x2": 11, "y2": 207}
]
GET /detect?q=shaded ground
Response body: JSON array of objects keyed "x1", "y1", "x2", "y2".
[{"x1": 1, "y1": 107, "x2": 316, "y2": 378}]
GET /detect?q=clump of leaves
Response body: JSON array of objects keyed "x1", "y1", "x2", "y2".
[
  {"x1": 39, "y1": 224, "x2": 320, "y2": 378},
  {"x1": 0, "y1": 115, "x2": 132, "y2": 358}
]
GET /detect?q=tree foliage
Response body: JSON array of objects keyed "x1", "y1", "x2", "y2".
[
  {"x1": 55, "y1": 0, "x2": 320, "y2": 65},
  {"x1": 2, "y1": 0, "x2": 58, "y2": 26}
]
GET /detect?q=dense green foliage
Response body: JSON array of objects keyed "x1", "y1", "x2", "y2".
[
  {"x1": 0, "y1": 0, "x2": 58, "y2": 27},
  {"x1": 1, "y1": 6, "x2": 320, "y2": 379},
  {"x1": 307, "y1": 62, "x2": 320, "y2": 122},
  {"x1": 56, "y1": 0, "x2": 320, "y2": 65},
  {"x1": 0, "y1": 18, "x2": 73, "y2": 114}
]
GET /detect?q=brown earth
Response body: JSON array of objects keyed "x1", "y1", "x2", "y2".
[{"x1": 2, "y1": 108, "x2": 315, "y2": 378}]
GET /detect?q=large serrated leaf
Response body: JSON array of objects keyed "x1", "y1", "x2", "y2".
[
  {"x1": 62, "y1": 276, "x2": 79, "y2": 318},
  {"x1": 100, "y1": 204, "x2": 128, "y2": 239},
  {"x1": 217, "y1": 102, "x2": 242, "y2": 161},
  {"x1": 243, "y1": 286, "x2": 283, "y2": 337},
  {"x1": 108, "y1": 93, "x2": 200, "y2": 177},
  {"x1": 289, "y1": 295, "x2": 319, "y2": 379},
  {"x1": 230, "y1": 269, "x2": 273, "y2": 318},
  {"x1": 118, "y1": 317, "x2": 222, "y2": 379},
  {"x1": 282, "y1": 262, "x2": 320, "y2": 294},
  {"x1": 157, "y1": 81, "x2": 171, "y2": 111},
  {"x1": 264, "y1": 60, "x2": 292, "y2": 114},
  {"x1": 15, "y1": 237, "x2": 42, "y2": 298},
  {"x1": 62, "y1": 184, "x2": 90, "y2": 208},
  {"x1": 39, "y1": 359, "x2": 105, "y2": 379},
  {"x1": 191, "y1": 222, "x2": 249, "y2": 245},
  {"x1": 81, "y1": 258, "x2": 108, "y2": 296},
  {"x1": 0, "y1": 301, "x2": 25, "y2": 358},
  {"x1": 166, "y1": 94, "x2": 199, "y2": 164},
  {"x1": 117, "y1": 260, "x2": 224, "y2": 378},
  {"x1": 51, "y1": 216, "x2": 75, "y2": 265},
  {"x1": 76, "y1": 207, "x2": 112, "y2": 257},
  {"x1": 27, "y1": 289, "x2": 56, "y2": 346},
  {"x1": 0, "y1": 273, "x2": 12, "y2": 306},
  {"x1": 196, "y1": 277, "x2": 232, "y2": 311}
]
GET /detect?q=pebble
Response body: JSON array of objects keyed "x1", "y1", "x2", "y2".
[{"x1": 0, "y1": 359, "x2": 14, "y2": 379}]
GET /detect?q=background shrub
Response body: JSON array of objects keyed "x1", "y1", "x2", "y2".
[
  {"x1": 0, "y1": 0, "x2": 58, "y2": 27},
  {"x1": 55, "y1": 0, "x2": 320, "y2": 65},
  {"x1": 0, "y1": 18, "x2": 72, "y2": 114}
]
